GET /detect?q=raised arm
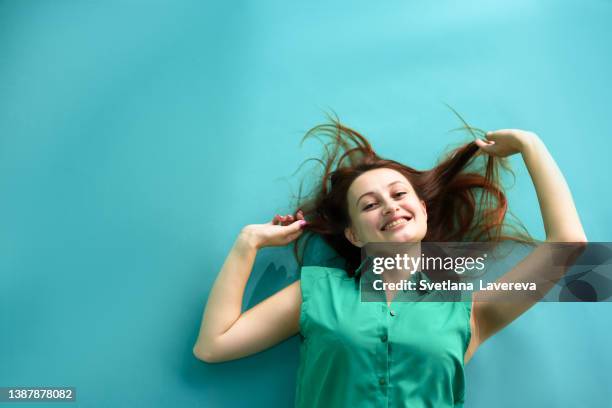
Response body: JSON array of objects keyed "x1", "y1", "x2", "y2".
[
  {"x1": 193, "y1": 213, "x2": 306, "y2": 363},
  {"x1": 466, "y1": 131, "x2": 587, "y2": 357},
  {"x1": 509, "y1": 131, "x2": 586, "y2": 242}
]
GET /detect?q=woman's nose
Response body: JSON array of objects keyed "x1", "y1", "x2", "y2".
[{"x1": 382, "y1": 201, "x2": 399, "y2": 215}]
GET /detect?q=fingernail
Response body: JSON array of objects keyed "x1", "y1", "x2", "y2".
[{"x1": 299, "y1": 220, "x2": 307, "y2": 226}]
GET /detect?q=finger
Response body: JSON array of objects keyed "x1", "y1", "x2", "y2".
[
  {"x1": 486, "y1": 129, "x2": 518, "y2": 138},
  {"x1": 285, "y1": 219, "x2": 307, "y2": 234},
  {"x1": 285, "y1": 229, "x2": 304, "y2": 243},
  {"x1": 296, "y1": 210, "x2": 305, "y2": 221},
  {"x1": 286, "y1": 229, "x2": 304, "y2": 242},
  {"x1": 475, "y1": 138, "x2": 494, "y2": 149},
  {"x1": 481, "y1": 132, "x2": 498, "y2": 143},
  {"x1": 272, "y1": 214, "x2": 282, "y2": 225},
  {"x1": 284, "y1": 215, "x2": 297, "y2": 226}
]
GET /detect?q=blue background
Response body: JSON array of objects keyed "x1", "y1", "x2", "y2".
[{"x1": 1, "y1": 1, "x2": 611, "y2": 407}]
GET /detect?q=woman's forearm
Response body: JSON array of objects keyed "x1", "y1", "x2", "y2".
[
  {"x1": 193, "y1": 230, "x2": 259, "y2": 358},
  {"x1": 520, "y1": 135, "x2": 587, "y2": 242}
]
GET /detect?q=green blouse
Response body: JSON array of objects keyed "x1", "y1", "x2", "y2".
[{"x1": 295, "y1": 266, "x2": 472, "y2": 408}]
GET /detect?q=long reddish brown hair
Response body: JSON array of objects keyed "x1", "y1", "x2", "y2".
[{"x1": 292, "y1": 112, "x2": 532, "y2": 278}]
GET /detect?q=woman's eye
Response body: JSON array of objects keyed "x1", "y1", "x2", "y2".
[
  {"x1": 362, "y1": 203, "x2": 376, "y2": 211},
  {"x1": 395, "y1": 191, "x2": 407, "y2": 198}
]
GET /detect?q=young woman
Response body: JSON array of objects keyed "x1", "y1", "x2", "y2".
[{"x1": 193, "y1": 117, "x2": 587, "y2": 407}]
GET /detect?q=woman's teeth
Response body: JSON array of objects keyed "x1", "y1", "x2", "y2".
[{"x1": 383, "y1": 218, "x2": 409, "y2": 231}]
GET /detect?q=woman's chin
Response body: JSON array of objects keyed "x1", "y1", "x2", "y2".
[
  {"x1": 385, "y1": 231, "x2": 417, "y2": 243},
  {"x1": 380, "y1": 228, "x2": 425, "y2": 243}
]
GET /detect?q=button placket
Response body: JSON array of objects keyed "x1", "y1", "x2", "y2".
[{"x1": 375, "y1": 303, "x2": 390, "y2": 395}]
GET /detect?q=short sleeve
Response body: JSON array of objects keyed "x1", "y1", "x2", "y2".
[
  {"x1": 298, "y1": 266, "x2": 349, "y2": 337},
  {"x1": 298, "y1": 267, "x2": 315, "y2": 335}
]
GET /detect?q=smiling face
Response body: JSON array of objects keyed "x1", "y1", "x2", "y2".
[{"x1": 344, "y1": 168, "x2": 428, "y2": 247}]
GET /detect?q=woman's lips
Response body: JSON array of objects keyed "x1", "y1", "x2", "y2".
[{"x1": 382, "y1": 216, "x2": 413, "y2": 231}]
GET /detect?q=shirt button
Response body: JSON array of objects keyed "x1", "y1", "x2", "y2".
[
  {"x1": 379, "y1": 378, "x2": 386, "y2": 386},
  {"x1": 390, "y1": 310, "x2": 396, "y2": 317},
  {"x1": 381, "y1": 334, "x2": 388, "y2": 342}
]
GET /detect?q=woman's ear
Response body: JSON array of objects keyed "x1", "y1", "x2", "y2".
[{"x1": 344, "y1": 226, "x2": 363, "y2": 248}]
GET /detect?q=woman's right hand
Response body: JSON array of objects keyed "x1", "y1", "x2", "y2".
[{"x1": 239, "y1": 210, "x2": 307, "y2": 250}]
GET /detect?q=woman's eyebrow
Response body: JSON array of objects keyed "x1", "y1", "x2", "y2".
[{"x1": 355, "y1": 181, "x2": 406, "y2": 206}]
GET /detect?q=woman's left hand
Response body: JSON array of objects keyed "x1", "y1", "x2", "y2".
[{"x1": 475, "y1": 129, "x2": 539, "y2": 158}]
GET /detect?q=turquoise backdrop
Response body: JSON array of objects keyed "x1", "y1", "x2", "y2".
[{"x1": 1, "y1": 1, "x2": 611, "y2": 407}]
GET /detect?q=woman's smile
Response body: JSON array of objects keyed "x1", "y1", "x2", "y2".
[{"x1": 381, "y1": 216, "x2": 413, "y2": 231}]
